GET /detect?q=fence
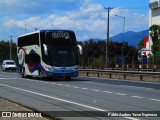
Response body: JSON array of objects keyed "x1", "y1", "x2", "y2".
[{"x1": 79, "y1": 69, "x2": 160, "y2": 81}]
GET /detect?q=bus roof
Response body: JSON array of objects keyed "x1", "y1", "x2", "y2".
[{"x1": 18, "y1": 30, "x2": 74, "y2": 38}]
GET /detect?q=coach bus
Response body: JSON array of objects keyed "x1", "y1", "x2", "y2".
[{"x1": 17, "y1": 30, "x2": 82, "y2": 80}]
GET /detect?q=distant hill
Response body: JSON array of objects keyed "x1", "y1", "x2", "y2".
[
  {"x1": 83, "y1": 29, "x2": 149, "y2": 47},
  {"x1": 109, "y1": 29, "x2": 149, "y2": 47}
]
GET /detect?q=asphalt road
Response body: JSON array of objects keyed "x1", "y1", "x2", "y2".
[{"x1": 0, "y1": 71, "x2": 160, "y2": 120}]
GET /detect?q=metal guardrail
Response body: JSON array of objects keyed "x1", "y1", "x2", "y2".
[{"x1": 79, "y1": 69, "x2": 160, "y2": 81}]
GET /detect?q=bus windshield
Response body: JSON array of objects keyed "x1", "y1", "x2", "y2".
[
  {"x1": 45, "y1": 31, "x2": 76, "y2": 47},
  {"x1": 6, "y1": 62, "x2": 15, "y2": 65},
  {"x1": 48, "y1": 48, "x2": 77, "y2": 66}
]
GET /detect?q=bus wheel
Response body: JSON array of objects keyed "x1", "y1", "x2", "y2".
[
  {"x1": 39, "y1": 71, "x2": 43, "y2": 80},
  {"x1": 22, "y1": 68, "x2": 26, "y2": 78},
  {"x1": 66, "y1": 77, "x2": 71, "y2": 81}
]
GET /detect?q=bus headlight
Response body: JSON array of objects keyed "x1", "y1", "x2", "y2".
[
  {"x1": 48, "y1": 67, "x2": 52, "y2": 71},
  {"x1": 48, "y1": 66, "x2": 55, "y2": 72},
  {"x1": 72, "y1": 67, "x2": 78, "y2": 71}
]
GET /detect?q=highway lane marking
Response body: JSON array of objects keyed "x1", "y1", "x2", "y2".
[
  {"x1": 57, "y1": 84, "x2": 63, "y2": 86},
  {"x1": 0, "y1": 78, "x2": 13, "y2": 79},
  {"x1": 0, "y1": 77, "x2": 18, "y2": 79},
  {"x1": 149, "y1": 98, "x2": 160, "y2": 102},
  {"x1": 17, "y1": 77, "x2": 160, "y2": 103},
  {"x1": 131, "y1": 96, "x2": 144, "y2": 99},
  {"x1": 0, "y1": 83, "x2": 140, "y2": 120},
  {"x1": 78, "y1": 76, "x2": 160, "y2": 85},
  {"x1": 64, "y1": 85, "x2": 71, "y2": 87},
  {"x1": 81, "y1": 87, "x2": 88, "y2": 90},
  {"x1": 78, "y1": 76, "x2": 156, "y2": 90},
  {"x1": 72, "y1": 86, "x2": 79, "y2": 88},
  {"x1": 102, "y1": 91, "x2": 113, "y2": 94},
  {"x1": 125, "y1": 117, "x2": 140, "y2": 120},
  {"x1": 91, "y1": 89, "x2": 100, "y2": 92},
  {"x1": 126, "y1": 85, "x2": 153, "y2": 90},
  {"x1": 0, "y1": 74, "x2": 18, "y2": 78},
  {"x1": 115, "y1": 93, "x2": 127, "y2": 96},
  {"x1": 0, "y1": 83, "x2": 106, "y2": 111}
]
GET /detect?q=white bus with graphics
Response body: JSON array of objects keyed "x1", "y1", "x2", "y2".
[{"x1": 17, "y1": 30, "x2": 82, "y2": 80}]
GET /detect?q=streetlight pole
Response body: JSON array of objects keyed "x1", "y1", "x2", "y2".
[
  {"x1": 115, "y1": 15, "x2": 125, "y2": 70},
  {"x1": 104, "y1": 7, "x2": 113, "y2": 68}
]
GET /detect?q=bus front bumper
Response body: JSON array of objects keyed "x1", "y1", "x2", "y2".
[{"x1": 45, "y1": 71, "x2": 78, "y2": 77}]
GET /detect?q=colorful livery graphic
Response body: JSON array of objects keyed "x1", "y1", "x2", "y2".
[{"x1": 17, "y1": 30, "x2": 82, "y2": 80}]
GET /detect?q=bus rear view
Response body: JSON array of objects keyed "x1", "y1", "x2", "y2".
[{"x1": 17, "y1": 30, "x2": 82, "y2": 80}]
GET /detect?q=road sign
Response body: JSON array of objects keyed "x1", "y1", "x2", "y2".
[
  {"x1": 142, "y1": 56, "x2": 147, "y2": 64},
  {"x1": 118, "y1": 56, "x2": 123, "y2": 64}
]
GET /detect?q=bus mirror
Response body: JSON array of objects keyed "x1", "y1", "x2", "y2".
[
  {"x1": 78, "y1": 45, "x2": 83, "y2": 55},
  {"x1": 43, "y1": 44, "x2": 48, "y2": 55}
]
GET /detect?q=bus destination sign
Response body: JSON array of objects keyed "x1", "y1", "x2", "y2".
[
  {"x1": 52, "y1": 32, "x2": 69, "y2": 39},
  {"x1": 149, "y1": 1, "x2": 159, "y2": 9}
]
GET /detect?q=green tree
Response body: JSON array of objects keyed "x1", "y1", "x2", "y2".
[
  {"x1": 137, "y1": 38, "x2": 144, "y2": 51},
  {"x1": 150, "y1": 25, "x2": 160, "y2": 64},
  {"x1": 0, "y1": 40, "x2": 17, "y2": 63},
  {"x1": 81, "y1": 39, "x2": 138, "y2": 68},
  {"x1": 150, "y1": 25, "x2": 160, "y2": 44}
]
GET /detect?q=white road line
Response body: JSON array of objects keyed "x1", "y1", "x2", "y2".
[
  {"x1": 0, "y1": 78, "x2": 11, "y2": 79},
  {"x1": 0, "y1": 77, "x2": 18, "y2": 79},
  {"x1": 145, "y1": 88, "x2": 153, "y2": 90},
  {"x1": 57, "y1": 84, "x2": 63, "y2": 86},
  {"x1": 119, "y1": 85, "x2": 153, "y2": 90},
  {"x1": 91, "y1": 89, "x2": 100, "y2": 92},
  {"x1": 81, "y1": 88, "x2": 89, "y2": 90},
  {"x1": 72, "y1": 86, "x2": 79, "y2": 88},
  {"x1": 0, "y1": 83, "x2": 140, "y2": 120},
  {"x1": 131, "y1": 96, "x2": 144, "y2": 99},
  {"x1": 102, "y1": 91, "x2": 113, "y2": 94},
  {"x1": 0, "y1": 75, "x2": 16, "y2": 77},
  {"x1": 64, "y1": 85, "x2": 71, "y2": 87},
  {"x1": 125, "y1": 117, "x2": 140, "y2": 120},
  {"x1": 51, "y1": 83, "x2": 56, "y2": 85},
  {"x1": 0, "y1": 84, "x2": 105, "y2": 111},
  {"x1": 115, "y1": 93, "x2": 127, "y2": 96},
  {"x1": 149, "y1": 98, "x2": 160, "y2": 102},
  {"x1": 8, "y1": 76, "x2": 160, "y2": 105}
]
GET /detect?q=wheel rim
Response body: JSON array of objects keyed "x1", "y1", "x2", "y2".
[{"x1": 39, "y1": 71, "x2": 43, "y2": 80}]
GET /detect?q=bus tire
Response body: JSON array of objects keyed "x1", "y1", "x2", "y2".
[
  {"x1": 22, "y1": 68, "x2": 26, "y2": 78},
  {"x1": 66, "y1": 77, "x2": 71, "y2": 81},
  {"x1": 39, "y1": 70, "x2": 43, "y2": 80}
]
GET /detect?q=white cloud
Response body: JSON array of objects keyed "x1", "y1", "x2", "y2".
[{"x1": 0, "y1": 2, "x2": 149, "y2": 42}]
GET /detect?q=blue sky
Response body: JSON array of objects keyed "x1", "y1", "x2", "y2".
[{"x1": 0, "y1": 0, "x2": 149, "y2": 42}]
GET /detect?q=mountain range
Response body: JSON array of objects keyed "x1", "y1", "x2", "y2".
[
  {"x1": 84, "y1": 29, "x2": 149, "y2": 47},
  {"x1": 109, "y1": 29, "x2": 149, "y2": 47}
]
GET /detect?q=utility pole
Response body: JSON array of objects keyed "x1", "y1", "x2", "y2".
[
  {"x1": 104, "y1": 7, "x2": 113, "y2": 68},
  {"x1": 9, "y1": 36, "x2": 13, "y2": 60},
  {"x1": 33, "y1": 28, "x2": 39, "y2": 31}
]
